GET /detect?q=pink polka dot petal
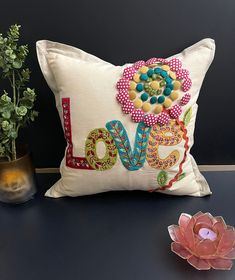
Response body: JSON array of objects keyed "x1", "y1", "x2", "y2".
[
  {"x1": 122, "y1": 100, "x2": 134, "y2": 114},
  {"x1": 180, "y1": 93, "x2": 191, "y2": 106},
  {"x1": 133, "y1": 60, "x2": 145, "y2": 70},
  {"x1": 182, "y1": 78, "x2": 192, "y2": 92},
  {"x1": 144, "y1": 114, "x2": 158, "y2": 127},
  {"x1": 131, "y1": 109, "x2": 145, "y2": 122},
  {"x1": 176, "y1": 69, "x2": 189, "y2": 80},
  {"x1": 156, "y1": 58, "x2": 168, "y2": 64},
  {"x1": 157, "y1": 112, "x2": 170, "y2": 126},
  {"x1": 168, "y1": 58, "x2": 182, "y2": 71},
  {"x1": 118, "y1": 88, "x2": 128, "y2": 95},
  {"x1": 145, "y1": 57, "x2": 158, "y2": 66},
  {"x1": 169, "y1": 104, "x2": 182, "y2": 119},
  {"x1": 123, "y1": 66, "x2": 136, "y2": 79},
  {"x1": 116, "y1": 78, "x2": 130, "y2": 90},
  {"x1": 116, "y1": 90, "x2": 129, "y2": 104}
]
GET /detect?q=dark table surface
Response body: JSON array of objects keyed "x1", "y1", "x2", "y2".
[{"x1": 0, "y1": 172, "x2": 235, "y2": 280}]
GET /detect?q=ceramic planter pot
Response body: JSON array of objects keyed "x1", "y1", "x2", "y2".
[{"x1": 0, "y1": 147, "x2": 36, "y2": 204}]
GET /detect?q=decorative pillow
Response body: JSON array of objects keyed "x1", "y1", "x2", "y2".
[{"x1": 36, "y1": 38, "x2": 215, "y2": 198}]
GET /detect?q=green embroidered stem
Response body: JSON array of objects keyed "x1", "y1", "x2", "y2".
[{"x1": 177, "y1": 172, "x2": 186, "y2": 181}]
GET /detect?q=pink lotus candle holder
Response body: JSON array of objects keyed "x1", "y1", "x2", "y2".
[{"x1": 168, "y1": 212, "x2": 235, "y2": 270}]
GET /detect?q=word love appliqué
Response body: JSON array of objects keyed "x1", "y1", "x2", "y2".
[{"x1": 62, "y1": 98, "x2": 185, "y2": 173}]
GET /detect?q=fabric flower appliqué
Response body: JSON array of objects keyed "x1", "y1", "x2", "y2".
[
  {"x1": 168, "y1": 212, "x2": 235, "y2": 270},
  {"x1": 116, "y1": 58, "x2": 191, "y2": 127}
]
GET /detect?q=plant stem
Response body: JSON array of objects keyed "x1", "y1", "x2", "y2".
[
  {"x1": 12, "y1": 70, "x2": 17, "y2": 161},
  {"x1": 16, "y1": 70, "x2": 21, "y2": 106},
  {"x1": 12, "y1": 139, "x2": 16, "y2": 161},
  {"x1": 13, "y1": 70, "x2": 16, "y2": 104},
  {"x1": 17, "y1": 87, "x2": 20, "y2": 106}
]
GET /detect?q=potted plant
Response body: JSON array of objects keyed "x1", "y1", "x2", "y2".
[{"x1": 0, "y1": 24, "x2": 38, "y2": 203}]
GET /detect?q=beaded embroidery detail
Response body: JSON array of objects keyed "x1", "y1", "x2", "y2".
[{"x1": 62, "y1": 98, "x2": 93, "y2": 169}]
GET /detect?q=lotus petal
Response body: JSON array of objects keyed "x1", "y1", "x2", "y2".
[
  {"x1": 195, "y1": 239, "x2": 217, "y2": 257},
  {"x1": 214, "y1": 216, "x2": 227, "y2": 227},
  {"x1": 213, "y1": 216, "x2": 227, "y2": 237},
  {"x1": 217, "y1": 229, "x2": 235, "y2": 255},
  {"x1": 178, "y1": 213, "x2": 191, "y2": 231},
  {"x1": 224, "y1": 248, "x2": 235, "y2": 259},
  {"x1": 171, "y1": 242, "x2": 191, "y2": 259},
  {"x1": 195, "y1": 213, "x2": 214, "y2": 227},
  {"x1": 193, "y1": 211, "x2": 204, "y2": 219},
  {"x1": 208, "y1": 258, "x2": 233, "y2": 270},
  {"x1": 168, "y1": 225, "x2": 185, "y2": 244},
  {"x1": 184, "y1": 217, "x2": 196, "y2": 249},
  {"x1": 187, "y1": 255, "x2": 210, "y2": 270},
  {"x1": 227, "y1": 225, "x2": 235, "y2": 231},
  {"x1": 213, "y1": 224, "x2": 226, "y2": 239}
]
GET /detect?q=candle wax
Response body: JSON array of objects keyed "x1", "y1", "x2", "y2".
[{"x1": 198, "y1": 227, "x2": 217, "y2": 241}]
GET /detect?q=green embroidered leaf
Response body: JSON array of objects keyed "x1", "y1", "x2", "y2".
[
  {"x1": 128, "y1": 152, "x2": 133, "y2": 160},
  {"x1": 136, "y1": 147, "x2": 140, "y2": 154},
  {"x1": 120, "y1": 130, "x2": 124, "y2": 136},
  {"x1": 114, "y1": 122, "x2": 119, "y2": 130},
  {"x1": 119, "y1": 148, "x2": 126, "y2": 153},
  {"x1": 108, "y1": 129, "x2": 115, "y2": 134},
  {"x1": 115, "y1": 138, "x2": 121, "y2": 142},
  {"x1": 142, "y1": 142, "x2": 147, "y2": 148},
  {"x1": 183, "y1": 107, "x2": 192, "y2": 126},
  {"x1": 157, "y1": 171, "x2": 168, "y2": 186},
  {"x1": 138, "y1": 132, "x2": 143, "y2": 139},
  {"x1": 177, "y1": 173, "x2": 186, "y2": 181}
]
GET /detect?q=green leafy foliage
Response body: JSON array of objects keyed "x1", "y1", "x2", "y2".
[{"x1": 0, "y1": 24, "x2": 38, "y2": 161}]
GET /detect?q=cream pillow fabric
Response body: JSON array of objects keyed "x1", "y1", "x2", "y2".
[{"x1": 36, "y1": 38, "x2": 215, "y2": 198}]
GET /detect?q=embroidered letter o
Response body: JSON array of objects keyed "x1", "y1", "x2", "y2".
[{"x1": 85, "y1": 128, "x2": 118, "y2": 171}]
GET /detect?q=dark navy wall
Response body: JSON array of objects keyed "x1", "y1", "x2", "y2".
[{"x1": 1, "y1": 0, "x2": 235, "y2": 167}]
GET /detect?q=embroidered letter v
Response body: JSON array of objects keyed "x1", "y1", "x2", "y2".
[{"x1": 106, "y1": 120, "x2": 151, "y2": 171}]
